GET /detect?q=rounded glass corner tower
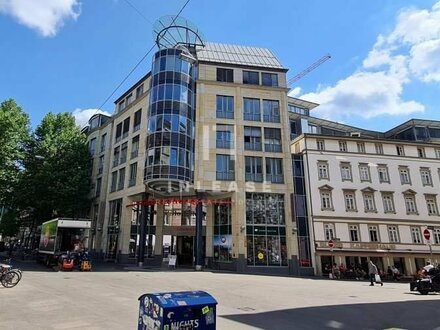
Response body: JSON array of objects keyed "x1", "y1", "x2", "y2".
[{"x1": 144, "y1": 16, "x2": 205, "y2": 193}]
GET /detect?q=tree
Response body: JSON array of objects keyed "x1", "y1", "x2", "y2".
[
  {"x1": 0, "y1": 99, "x2": 30, "y2": 205},
  {"x1": 19, "y1": 112, "x2": 91, "y2": 227},
  {"x1": 0, "y1": 209, "x2": 20, "y2": 237}
]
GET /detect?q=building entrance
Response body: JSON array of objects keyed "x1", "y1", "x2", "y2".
[{"x1": 174, "y1": 236, "x2": 205, "y2": 267}]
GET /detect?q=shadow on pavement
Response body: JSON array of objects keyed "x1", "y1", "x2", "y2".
[{"x1": 221, "y1": 300, "x2": 440, "y2": 330}]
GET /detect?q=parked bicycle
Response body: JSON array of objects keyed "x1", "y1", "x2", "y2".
[{"x1": 0, "y1": 258, "x2": 22, "y2": 288}]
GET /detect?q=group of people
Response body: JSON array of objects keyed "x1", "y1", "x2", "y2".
[{"x1": 324, "y1": 263, "x2": 367, "y2": 280}]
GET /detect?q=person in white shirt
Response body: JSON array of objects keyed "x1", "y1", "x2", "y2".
[{"x1": 423, "y1": 262, "x2": 434, "y2": 274}]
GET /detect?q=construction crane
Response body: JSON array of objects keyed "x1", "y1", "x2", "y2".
[{"x1": 287, "y1": 53, "x2": 331, "y2": 87}]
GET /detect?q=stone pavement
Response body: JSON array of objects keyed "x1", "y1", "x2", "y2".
[{"x1": 0, "y1": 260, "x2": 439, "y2": 329}]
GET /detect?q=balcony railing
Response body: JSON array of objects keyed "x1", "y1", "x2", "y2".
[
  {"x1": 244, "y1": 142, "x2": 262, "y2": 151},
  {"x1": 245, "y1": 173, "x2": 263, "y2": 182},
  {"x1": 263, "y1": 115, "x2": 280, "y2": 123},
  {"x1": 265, "y1": 144, "x2": 282, "y2": 152},
  {"x1": 216, "y1": 171, "x2": 235, "y2": 181},
  {"x1": 216, "y1": 111, "x2": 234, "y2": 119},
  {"x1": 243, "y1": 113, "x2": 260, "y2": 121},
  {"x1": 216, "y1": 140, "x2": 232, "y2": 149},
  {"x1": 266, "y1": 174, "x2": 284, "y2": 183},
  {"x1": 133, "y1": 124, "x2": 141, "y2": 132}
]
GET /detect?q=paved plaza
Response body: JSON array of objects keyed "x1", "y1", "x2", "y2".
[{"x1": 1, "y1": 260, "x2": 439, "y2": 330}]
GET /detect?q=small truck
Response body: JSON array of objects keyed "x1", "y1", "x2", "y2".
[{"x1": 38, "y1": 218, "x2": 91, "y2": 266}]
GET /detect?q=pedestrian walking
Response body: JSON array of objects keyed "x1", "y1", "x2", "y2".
[{"x1": 368, "y1": 260, "x2": 383, "y2": 286}]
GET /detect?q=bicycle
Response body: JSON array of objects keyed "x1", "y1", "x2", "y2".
[{"x1": 0, "y1": 258, "x2": 23, "y2": 288}]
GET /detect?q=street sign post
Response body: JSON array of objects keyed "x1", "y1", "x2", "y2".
[
  {"x1": 423, "y1": 229, "x2": 433, "y2": 261},
  {"x1": 328, "y1": 240, "x2": 335, "y2": 279}
]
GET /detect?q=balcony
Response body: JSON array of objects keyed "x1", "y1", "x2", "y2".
[
  {"x1": 245, "y1": 173, "x2": 263, "y2": 182},
  {"x1": 263, "y1": 115, "x2": 280, "y2": 123},
  {"x1": 244, "y1": 142, "x2": 262, "y2": 151},
  {"x1": 243, "y1": 113, "x2": 260, "y2": 121},
  {"x1": 216, "y1": 140, "x2": 232, "y2": 149},
  {"x1": 266, "y1": 174, "x2": 284, "y2": 183},
  {"x1": 265, "y1": 144, "x2": 282, "y2": 152},
  {"x1": 216, "y1": 111, "x2": 234, "y2": 119},
  {"x1": 216, "y1": 172, "x2": 235, "y2": 181}
]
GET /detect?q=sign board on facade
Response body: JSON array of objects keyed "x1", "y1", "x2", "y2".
[
  {"x1": 327, "y1": 240, "x2": 334, "y2": 248},
  {"x1": 423, "y1": 229, "x2": 431, "y2": 241}
]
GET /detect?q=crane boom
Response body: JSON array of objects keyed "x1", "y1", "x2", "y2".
[{"x1": 288, "y1": 54, "x2": 331, "y2": 86}]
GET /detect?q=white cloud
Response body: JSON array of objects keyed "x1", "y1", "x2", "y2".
[
  {"x1": 72, "y1": 108, "x2": 111, "y2": 128},
  {"x1": 300, "y1": 1, "x2": 440, "y2": 121},
  {"x1": 288, "y1": 87, "x2": 301, "y2": 97},
  {"x1": 0, "y1": 0, "x2": 81, "y2": 37}
]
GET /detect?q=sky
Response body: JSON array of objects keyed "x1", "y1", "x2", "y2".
[{"x1": 0, "y1": 0, "x2": 439, "y2": 132}]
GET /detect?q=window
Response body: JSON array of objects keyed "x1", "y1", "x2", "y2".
[
  {"x1": 388, "y1": 226, "x2": 399, "y2": 243},
  {"x1": 319, "y1": 187, "x2": 333, "y2": 210},
  {"x1": 420, "y1": 168, "x2": 432, "y2": 186},
  {"x1": 118, "y1": 100, "x2": 125, "y2": 112},
  {"x1": 399, "y1": 167, "x2": 411, "y2": 184},
  {"x1": 133, "y1": 109, "x2": 142, "y2": 132},
  {"x1": 375, "y1": 143, "x2": 383, "y2": 155},
  {"x1": 100, "y1": 133, "x2": 107, "y2": 153},
  {"x1": 369, "y1": 225, "x2": 379, "y2": 242},
  {"x1": 115, "y1": 123, "x2": 122, "y2": 143},
  {"x1": 263, "y1": 100, "x2": 280, "y2": 123},
  {"x1": 308, "y1": 124, "x2": 318, "y2": 134},
  {"x1": 425, "y1": 195, "x2": 438, "y2": 215},
  {"x1": 262, "y1": 72, "x2": 278, "y2": 87},
  {"x1": 98, "y1": 155, "x2": 104, "y2": 175},
  {"x1": 266, "y1": 158, "x2": 283, "y2": 183},
  {"x1": 318, "y1": 162, "x2": 329, "y2": 180},
  {"x1": 324, "y1": 223, "x2": 335, "y2": 240},
  {"x1": 357, "y1": 142, "x2": 365, "y2": 153},
  {"x1": 363, "y1": 191, "x2": 376, "y2": 212},
  {"x1": 435, "y1": 149, "x2": 440, "y2": 159},
  {"x1": 213, "y1": 201, "x2": 233, "y2": 262},
  {"x1": 244, "y1": 126, "x2": 262, "y2": 151},
  {"x1": 288, "y1": 104, "x2": 309, "y2": 115},
  {"x1": 396, "y1": 145, "x2": 405, "y2": 156},
  {"x1": 378, "y1": 165, "x2": 390, "y2": 183},
  {"x1": 404, "y1": 194, "x2": 417, "y2": 214},
  {"x1": 349, "y1": 225, "x2": 359, "y2": 242},
  {"x1": 113, "y1": 147, "x2": 120, "y2": 167},
  {"x1": 136, "y1": 84, "x2": 144, "y2": 98},
  {"x1": 339, "y1": 141, "x2": 347, "y2": 152},
  {"x1": 125, "y1": 93, "x2": 133, "y2": 107},
  {"x1": 243, "y1": 98, "x2": 260, "y2": 121},
  {"x1": 122, "y1": 117, "x2": 130, "y2": 139},
  {"x1": 89, "y1": 138, "x2": 96, "y2": 156},
  {"x1": 216, "y1": 124, "x2": 234, "y2": 149},
  {"x1": 128, "y1": 162, "x2": 137, "y2": 187},
  {"x1": 344, "y1": 191, "x2": 357, "y2": 212},
  {"x1": 434, "y1": 228, "x2": 440, "y2": 244},
  {"x1": 217, "y1": 68, "x2": 233, "y2": 82},
  {"x1": 340, "y1": 163, "x2": 352, "y2": 181},
  {"x1": 382, "y1": 193, "x2": 395, "y2": 213},
  {"x1": 359, "y1": 164, "x2": 371, "y2": 182},
  {"x1": 264, "y1": 128, "x2": 282, "y2": 152},
  {"x1": 411, "y1": 227, "x2": 422, "y2": 244},
  {"x1": 110, "y1": 171, "x2": 117, "y2": 192},
  {"x1": 96, "y1": 178, "x2": 102, "y2": 197},
  {"x1": 216, "y1": 95, "x2": 234, "y2": 119},
  {"x1": 317, "y1": 140, "x2": 325, "y2": 150},
  {"x1": 216, "y1": 154, "x2": 235, "y2": 181},
  {"x1": 117, "y1": 167, "x2": 125, "y2": 190},
  {"x1": 245, "y1": 156, "x2": 263, "y2": 182},
  {"x1": 120, "y1": 142, "x2": 128, "y2": 164},
  {"x1": 417, "y1": 147, "x2": 425, "y2": 158},
  {"x1": 131, "y1": 136, "x2": 139, "y2": 159},
  {"x1": 243, "y1": 70, "x2": 259, "y2": 85}
]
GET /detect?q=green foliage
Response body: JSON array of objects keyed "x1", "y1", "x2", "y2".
[
  {"x1": 19, "y1": 112, "x2": 91, "y2": 225},
  {"x1": 0, "y1": 99, "x2": 30, "y2": 204},
  {"x1": 0, "y1": 209, "x2": 20, "y2": 237}
]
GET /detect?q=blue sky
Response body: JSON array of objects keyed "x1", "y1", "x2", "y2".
[{"x1": 0, "y1": 0, "x2": 439, "y2": 131}]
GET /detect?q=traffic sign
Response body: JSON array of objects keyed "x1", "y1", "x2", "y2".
[
  {"x1": 328, "y1": 239, "x2": 334, "y2": 248},
  {"x1": 423, "y1": 229, "x2": 431, "y2": 241}
]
